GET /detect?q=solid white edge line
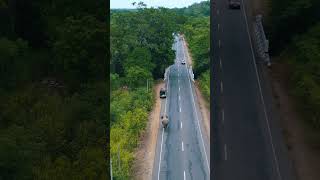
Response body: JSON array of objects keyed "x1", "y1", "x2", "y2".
[
  {"x1": 158, "y1": 66, "x2": 170, "y2": 180},
  {"x1": 240, "y1": 1, "x2": 282, "y2": 180},
  {"x1": 184, "y1": 42, "x2": 210, "y2": 173},
  {"x1": 157, "y1": 128, "x2": 164, "y2": 180}
]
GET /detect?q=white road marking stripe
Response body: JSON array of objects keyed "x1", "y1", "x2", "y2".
[
  {"x1": 181, "y1": 121, "x2": 182, "y2": 129},
  {"x1": 219, "y1": 40, "x2": 221, "y2": 48},
  {"x1": 217, "y1": 10, "x2": 220, "y2": 15},
  {"x1": 179, "y1": 95, "x2": 181, "y2": 101},
  {"x1": 180, "y1": 107, "x2": 181, "y2": 112},
  {"x1": 157, "y1": 128, "x2": 164, "y2": 180},
  {"x1": 224, "y1": 144, "x2": 227, "y2": 160},
  {"x1": 220, "y1": 81, "x2": 223, "y2": 93},
  {"x1": 218, "y1": 23, "x2": 220, "y2": 30},
  {"x1": 220, "y1": 58, "x2": 222, "y2": 69},
  {"x1": 241, "y1": 1, "x2": 282, "y2": 179},
  {"x1": 179, "y1": 87, "x2": 180, "y2": 91},
  {"x1": 184, "y1": 170, "x2": 186, "y2": 180},
  {"x1": 182, "y1": 141, "x2": 184, "y2": 151},
  {"x1": 222, "y1": 109, "x2": 224, "y2": 123}
]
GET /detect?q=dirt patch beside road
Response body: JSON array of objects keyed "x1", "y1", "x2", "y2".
[
  {"x1": 270, "y1": 61, "x2": 320, "y2": 180},
  {"x1": 195, "y1": 82, "x2": 210, "y2": 139},
  {"x1": 132, "y1": 82, "x2": 164, "y2": 180}
]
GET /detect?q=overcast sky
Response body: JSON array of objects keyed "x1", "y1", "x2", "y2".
[{"x1": 111, "y1": 0, "x2": 207, "y2": 9}]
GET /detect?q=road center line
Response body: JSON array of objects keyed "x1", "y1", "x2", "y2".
[
  {"x1": 181, "y1": 121, "x2": 182, "y2": 129},
  {"x1": 179, "y1": 107, "x2": 181, "y2": 112},
  {"x1": 217, "y1": 10, "x2": 220, "y2": 15},
  {"x1": 220, "y1": 58, "x2": 222, "y2": 69},
  {"x1": 241, "y1": 1, "x2": 282, "y2": 179},
  {"x1": 182, "y1": 141, "x2": 184, "y2": 151},
  {"x1": 222, "y1": 109, "x2": 224, "y2": 123},
  {"x1": 184, "y1": 170, "x2": 186, "y2": 180},
  {"x1": 218, "y1": 23, "x2": 220, "y2": 31},
  {"x1": 179, "y1": 87, "x2": 181, "y2": 92},
  {"x1": 179, "y1": 95, "x2": 181, "y2": 101},
  {"x1": 224, "y1": 144, "x2": 227, "y2": 160},
  {"x1": 220, "y1": 81, "x2": 223, "y2": 93}
]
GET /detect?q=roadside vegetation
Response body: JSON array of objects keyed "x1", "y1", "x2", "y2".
[
  {"x1": 267, "y1": 0, "x2": 320, "y2": 135},
  {"x1": 110, "y1": 1, "x2": 209, "y2": 178},
  {"x1": 0, "y1": 0, "x2": 107, "y2": 179}
]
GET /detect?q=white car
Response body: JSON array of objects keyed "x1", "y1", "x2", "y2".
[{"x1": 181, "y1": 60, "x2": 186, "y2": 65}]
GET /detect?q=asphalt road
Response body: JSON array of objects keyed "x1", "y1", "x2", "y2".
[
  {"x1": 211, "y1": 0, "x2": 296, "y2": 180},
  {"x1": 152, "y1": 35, "x2": 210, "y2": 180}
]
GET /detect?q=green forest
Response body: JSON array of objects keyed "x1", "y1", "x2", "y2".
[
  {"x1": 110, "y1": 1, "x2": 209, "y2": 179},
  {"x1": 0, "y1": 0, "x2": 107, "y2": 179},
  {"x1": 267, "y1": 0, "x2": 320, "y2": 129}
]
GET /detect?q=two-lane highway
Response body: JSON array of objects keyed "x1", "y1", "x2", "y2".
[
  {"x1": 211, "y1": 0, "x2": 296, "y2": 180},
  {"x1": 152, "y1": 35, "x2": 210, "y2": 180}
]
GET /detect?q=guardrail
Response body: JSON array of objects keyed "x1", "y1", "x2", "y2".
[{"x1": 253, "y1": 15, "x2": 271, "y2": 67}]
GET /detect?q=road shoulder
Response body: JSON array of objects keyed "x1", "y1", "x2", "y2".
[
  {"x1": 195, "y1": 82, "x2": 210, "y2": 140},
  {"x1": 132, "y1": 82, "x2": 164, "y2": 180}
]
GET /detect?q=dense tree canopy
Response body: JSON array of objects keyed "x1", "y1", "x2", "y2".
[{"x1": 0, "y1": 0, "x2": 108, "y2": 179}]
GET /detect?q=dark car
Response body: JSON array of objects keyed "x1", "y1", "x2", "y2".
[
  {"x1": 229, "y1": 0, "x2": 240, "y2": 9},
  {"x1": 160, "y1": 88, "x2": 166, "y2": 98}
]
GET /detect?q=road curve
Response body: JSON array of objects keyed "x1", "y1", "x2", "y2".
[{"x1": 152, "y1": 35, "x2": 210, "y2": 180}]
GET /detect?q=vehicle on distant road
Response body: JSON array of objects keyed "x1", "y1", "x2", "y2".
[
  {"x1": 229, "y1": 0, "x2": 240, "y2": 9},
  {"x1": 160, "y1": 88, "x2": 166, "y2": 98},
  {"x1": 161, "y1": 115, "x2": 169, "y2": 128},
  {"x1": 181, "y1": 60, "x2": 186, "y2": 65}
]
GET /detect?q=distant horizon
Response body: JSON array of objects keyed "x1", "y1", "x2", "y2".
[{"x1": 110, "y1": 0, "x2": 208, "y2": 9}]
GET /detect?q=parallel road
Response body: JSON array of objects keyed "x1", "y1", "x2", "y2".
[
  {"x1": 152, "y1": 35, "x2": 210, "y2": 180},
  {"x1": 211, "y1": 0, "x2": 296, "y2": 180}
]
